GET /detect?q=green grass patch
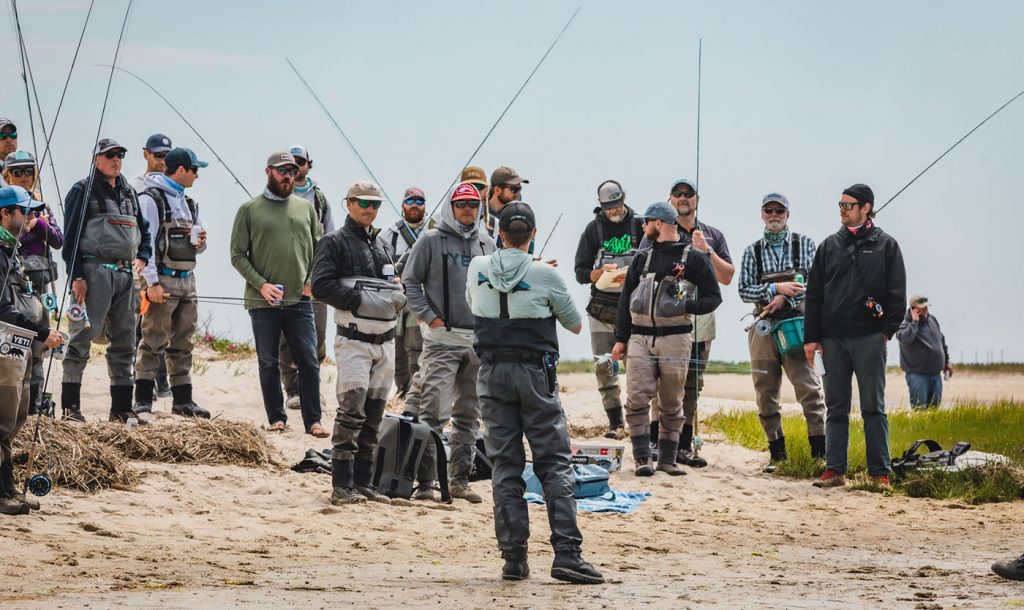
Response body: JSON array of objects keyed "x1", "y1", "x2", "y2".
[
  {"x1": 557, "y1": 358, "x2": 753, "y2": 375},
  {"x1": 705, "y1": 400, "x2": 1024, "y2": 503}
]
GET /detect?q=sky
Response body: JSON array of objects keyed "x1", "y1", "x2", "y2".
[{"x1": 3, "y1": 0, "x2": 1023, "y2": 364}]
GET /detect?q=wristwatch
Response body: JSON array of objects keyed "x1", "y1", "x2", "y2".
[{"x1": 705, "y1": 246, "x2": 714, "y2": 257}]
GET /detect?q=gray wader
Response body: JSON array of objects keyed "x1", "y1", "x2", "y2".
[
  {"x1": 63, "y1": 263, "x2": 136, "y2": 386},
  {"x1": 589, "y1": 317, "x2": 622, "y2": 414},
  {"x1": 414, "y1": 341, "x2": 481, "y2": 484},
  {"x1": 393, "y1": 309, "x2": 423, "y2": 395},
  {"x1": 1, "y1": 324, "x2": 35, "y2": 476}
]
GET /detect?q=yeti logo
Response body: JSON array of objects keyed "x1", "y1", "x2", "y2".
[{"x1": 11, "y1": 335, "x2": 31, "y2": 348}]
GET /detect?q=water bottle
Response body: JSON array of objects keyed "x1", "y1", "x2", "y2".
[
  {"x1": 813, "y1": 350, "x2": 826, "y2": 376},
  {"x1": 382, "y1": 264, "x2": 396, "y2": 282}
]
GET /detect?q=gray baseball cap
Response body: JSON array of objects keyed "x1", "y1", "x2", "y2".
[
  {"x1": 597, "y1": 180, "x2": 625, "y2": 207},
  {"x1": 762, "y1": 193, "x2": 790, "y2": 209},
  {"x1": 641, "y1": 201, "x2": 677, "y2": 223}
]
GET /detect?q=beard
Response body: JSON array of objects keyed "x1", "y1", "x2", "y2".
[
  {"x1": 643, "y1": 224, "x2": 660, "y2": 241},
  {"x1": 404, "y1": 207, "x2": 425, "y2": 223},
  {"x1": 765, "y1": 219, "x2": 786, "y2": 232},
  {"x1": 604, "y1": 207, "x2": 626, "y2": 223},
  {"x1": 267, "y1": 176, "x2": 294, "y2": 198}
]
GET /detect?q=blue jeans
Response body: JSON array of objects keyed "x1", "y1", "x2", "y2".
[
  {"x1": 249, "y1": 299, "x2": 321, "y2": 430},
  {"x1": 906, "y1": 372, "x2": 942, "y2": 409},
  {"x1": 821, "y1": 333, "x2": 891, "y2": 476}
]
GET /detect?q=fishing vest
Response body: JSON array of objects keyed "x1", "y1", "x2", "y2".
[
  {"x1": 77, "y1": 176, "x2": 142, "y2": 264},
  {"x1": 143, "y1": 186, "x2": 199, "y2": 272},
  {"x1": 752, "y1": 232, "x2": 806, "y2": 319},
  {"x1": 628, "y1": 245, "x2": 695, "y2": 332},
  {"x1": 2, "y1": 248, "x2": 46, "y2": 330},
  {"x1": 593, "y1": 219, "x2": 641, "y2": 295}
]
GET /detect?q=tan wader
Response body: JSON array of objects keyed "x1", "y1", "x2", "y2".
[
  {"x1": 136, "y1": 274, "x2": 198, "y2": 386},
  {"x1": 748, "y1": 325, "x2": 825, "y2": 441}
]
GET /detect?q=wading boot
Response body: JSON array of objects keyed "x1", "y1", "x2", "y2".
[
  {"x1": 808, "y1": 435, "x2": 826, "y2": 460},
  {"x1": 631, "y1": 434, "x2": 654, "y2": 477},
  {"x1": 353, "y1": 457, "x2": 391, "y2": 504},
  {"x1": 134, "y1": 379, "x2": 155, "y2": 423},
  {"x1": 170, "y1": 385, "x2": 210, "y2": 419},
  {"x1": 502, "y1": 549, "x2": 530, "y2": 581},
  {"x1": 413, "y1": 484, "x2": 439, "y2": 502},
  {"x1": 329, "y1": 459, "x2": 366, "y2": 505},
  {"x1": 677, "y1": 424, "x2": 708, "y2": 468},
  {"x1": 655, "y1": 440, "x2": 687, "y2": 476},
  {"x1": 603, "y1": 407, "x2": 624, "y2": 439},
  {"x1": 992, "y1": 554, "x2": 1024, "y2": 581},
  {"x1": 61, "y1": 383, "x2": 85, "y2": 423},
  {"x1": 763, "y1": 436, "x2": 787, "y2": 474},
  {"x1": 449, "y1": 478, "x2": 483, "y2": 503},
  {"x1": 2, "y1": 457, "x2": 39, "y2": 511},
  {"x1": 551, "y1": 552, "x2": 604, "y2": 584},
  {"x1": 108, "y1": 385, "x2": 134, "y2": 423}
]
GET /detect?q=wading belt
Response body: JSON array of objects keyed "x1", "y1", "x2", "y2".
[
  {"x1": 631, "y1": 324, "x2": 692, "y2": 337},
  {"x1": 337, "y1": 324, "x2": 395, "y2": 345}
]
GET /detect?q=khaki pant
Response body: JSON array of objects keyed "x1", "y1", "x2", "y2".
[
  {"x1": 330, "y1": 336, "x2": 395, "y2": 461},
  {"x1": 748, "y1": 328, "x2": 826, "y2": 441},
  {"x1": 0, "y1": 345, "x2": 31, "y2": 469},
  {"x1": 589, "y1": 316, "x2": 622, "y2": 412},
  {"x1": 414, "y1": 342, "x2": 481, "y2": 482},
  {"x1": 279, "y1": 300, "x2": 328, "y2": 399},
  {"x1": 136, "y1": 274, "x2": 198, "y2": 386},
  {"x1": 625, "y1": 332, "x2": 693, "y2": 442}
]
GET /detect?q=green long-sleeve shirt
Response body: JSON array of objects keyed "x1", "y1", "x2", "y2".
[{"x1": 230, "y1": 193, "x2": 323, "y2": 310}]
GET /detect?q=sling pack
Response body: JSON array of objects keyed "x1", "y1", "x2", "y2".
[
  {"x1": 389, "y1": 220, "x2": 419, "y2": 254},
  {"x1": 143, "y1": 186, "x2": 199, "y2": 271},
  {"x1": 334, "y1": 276, "x2": 406, "y2": 335},
  {"x1": 628, "y1": 244, "x2": 694, "y2": 331},
  {"x1": 892, "y1": 439, "x2": 972, "y2": 476},
  {"x1": 372, "y1": 413, "x2": 452, "y2": 503}
]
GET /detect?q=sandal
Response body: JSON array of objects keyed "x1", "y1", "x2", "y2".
[
  {"x1": 307, "y1": 423, "x2": 329, "y2": 438},
  {"x1": 264, "y1": 421, "x2": 287, "y2": 432}
]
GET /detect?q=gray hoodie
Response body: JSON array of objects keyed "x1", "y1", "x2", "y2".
[
  {"x1": 895, "y1": 311, "x2": 949, "y2": 375},
  {"x1": 401, "y1": 200, "x2": 495, "y2": 343}
]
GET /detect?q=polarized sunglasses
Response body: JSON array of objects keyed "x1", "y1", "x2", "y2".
[
  {"x1": 453, "y1": 200, "x2": 481, "y2": 209},
  {"x1": 762, "y1": 207, "x2": 787, "y2": 215},
  {"x1": 672, "y1": 189, "x2": 696, "y2": 199},
  {"x1": 403, "y1": 198, "x2": 426, "y2": 206},
  {"x1": 151, "y1": 151, "x2": 168, "y2": 159},
  {"x1": 273, "y1": 166, "x2": 298, "y2": 177},
  {"x1": 294, "y1": 157, "x2": 309, "y2": 166},
  {"x1": 10, "y1": 167, "x2": 36, "y2": 178},
  {"x1": 354, "y1": 199, "x2": 382, "y2": 209},
  {"x1": 102, "y1": 150, "x2": 127, "y2": 160},
  {"x1": 500, "y1": 184, "x2": 522, "y2": 194},
  {"x1": 0, "y1": 131, "x2": 16, "y2": 140},
  {"x1": 838, "y1": 201, "x2": 857, "y2": 210}
]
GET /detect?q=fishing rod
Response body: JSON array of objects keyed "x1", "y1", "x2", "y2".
[
  {"x1": 424, "y1": 6, "x2": 582, "y2": 223},
  {"x1": 875, "y1": 87, "x2": 1024, "y2": 215},
  {"x1": 10, "y1": 0, "x2": 39, "y2": 160},
  {"x1": 92, "y1": 65, "x2": 252, "y2": 198},
  {"x1": 692, "y1": 38, "x2": 705, "y2": 458},
  {"x1": 537, "y1": 212, "x2": 563, "y2": 257},
  {"x1": 27, "y1": 0, "x2": 136, "y2": 498}
]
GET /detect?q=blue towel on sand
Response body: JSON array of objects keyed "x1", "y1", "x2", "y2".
[{"x1": 523, "y1": 489, "x2": 651, "y2": 515}]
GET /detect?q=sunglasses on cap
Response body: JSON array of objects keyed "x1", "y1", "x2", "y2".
[
  {"x1": 453, "y1": 200, "x2": 481, "y2": 210},
  {"x1": 273, "y1": 166, "x2": 298, "y2": 177},
  {"x1": 499, "y1": 184, "x2": 522, "y2": 194},
  {"x1": 0, "y1": 131, "x2": 17, "y2": 140},
  {"x1": 353, "y1": 199, "x2": 382, "y2": 209},
  {"x1": 151, "y1": 151, "x2": 168, "y2": 159},
  {"x1": 672, "y1": 188, "x2": 696, "y2": 199},
  {"x1": 10, "y1": 167, "x2": 36, "y2": 178},
  {"x1": 762, "y1": 207, "x2": 787, "y2": 215},
  {"x1": 403, "y1": 198, "x2": 426, "y2": 206},
  {"x1": 102, "y1": 150, "x2": 127, "y2": 160}
]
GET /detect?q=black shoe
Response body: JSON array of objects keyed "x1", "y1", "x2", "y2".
[
  {"x1": 551, "y1": 552, "x2": 604, "y2": 585},
  {"x1": 156, "y1": 377, "x2": 172, "y2": 398},
  {"x1": 677, "y1": 448, "x2": 708, "y2": 468},
  {"x1": 992, "y1": 554, "x2": 1024, "y2": 581},
  {"x1": 502, "y1": 550, "x2": 530, "y2": 581},
  {"x1": 172, "y1": 402, "x2": 211, "y2": 419}
]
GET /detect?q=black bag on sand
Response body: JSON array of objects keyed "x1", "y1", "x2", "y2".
[
  {"x1": 892, "y1": 439, "x2": 972, "y2": 476},
  {"x1": 292, "y1": 448, "x2": 332, "y2": 474},
  {"x1": 373, "y1": 414, "x2": 452, "y2": 503},
  {"x1": 443, "y1": 431, "x2": 494, "y2": 482}
]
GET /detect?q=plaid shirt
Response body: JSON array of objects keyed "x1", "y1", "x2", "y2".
[{"x1": 738, "y1": 230, "x2": 817, "y2": 308}]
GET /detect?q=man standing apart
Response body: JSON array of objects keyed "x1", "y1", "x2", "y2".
[
  {"x1": 382, "y1": 187, "x2": 427, "y2": 397},
  {"x1": 805, "y1": 184, "x2": 906, "y2": 488},
  {"x1": 467, "y1": 202, "x2": 603, "y2": 584},
  {"x1": 133, "y1": 147, "x2": 210, "y2": 420},
  {"x1": 312, "y1": 180, "x2": 405, "y2": 506},
  {"x1": 62, "y1": 139, "x2": 151, "y2": 423},
  {"x1": 738, "y1": 193, "x2": 826, "y2": 470},
  {"x1": 573, "y1": 180, "x2": 642, "y2": 437},
  {"x1": 895, "y1": 294, "x2": 952, "y2": 409},
  {"x1": 279, "y1": 145, "x2": 332, "y2": 411},
  {"x1": 230, "y1": 152, "x2": 325, "y2": 437},
  {"x1": 403, "y1": 183, "x2": 494, "y2": 503}
]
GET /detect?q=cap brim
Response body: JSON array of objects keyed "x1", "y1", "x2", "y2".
[
  {"x1": 269, "y1": 162, "x2": 298, "y2": 168},
  {"x1": 194, "y1": 160, "x2": 210, "y2": 168},
  {"x1": 356, "y1": 195, "x2": 384, "y2": 201},
  {"x1": 97, "y1": 146, "x2": 127, "y2": 155},
  {"x1": 147, "y1": 146, "x2": 172, "y2": 153}
]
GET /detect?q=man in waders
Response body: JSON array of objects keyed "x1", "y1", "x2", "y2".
[
  {"x1": 805, "y1": 183, "x2": 906, "y2": 489},
  {"x1": 466, "y1": 202, "x2": 604, "y2": 584},
  {"x1": 62, "y1": 138, "x2": 152, "y2": 423},
  {"x1": 382, "y1": 187, "x2": 427, "y2": 397},
  {"x1": 133, "y1": 147, "x2": 210, "y2": 420},
  {"x1": 612, "y1": 202, "x2": 721, "y2": 477},
  {"x1": 402, "y1": 182, "x2": 494, "y2": 503},
  {"x1": 312, "y1": 180, "x2": 405, "y2": 506},
  {"x1": 280, "y1": 144, "x2": 332, "y2": 411},
  {"x1": 573, "y1": 179, "x2": 642, "y2": 437},
  {"x1": 738, "y1": 193, "x2": 825, "y2": 472},
  {"x1": 230, "y1": 152, "x2": 325, "y2": 437},
  {"x1": 1, "y1": 185, "x2": 64, "y2": 515}
]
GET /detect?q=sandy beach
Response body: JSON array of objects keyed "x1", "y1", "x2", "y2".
[{"x1": 2, "y1": 355, "x2": 1022, "y2": 609}]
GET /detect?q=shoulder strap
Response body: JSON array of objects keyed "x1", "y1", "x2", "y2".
[
  {"x1": 791, "y1": 233, "x2": 801, "y2": 270},
  {"x1": 389, "y1": 229, "x2": 399, "y2": 252},
  {"x1": 313, "y1": 187, "x2": 328, "y2": 222},
  {"x1": 754, "y1": 241, "x2": 764, "y2": 279},
  {"x1": 498, "y1": 292, "x2": 510, "y2": 319},
  {"x1": 596, "y1": 219, "x2": 605, "y2": 248},
  {"x1": 184, "y1": 195, "x2": 198, "y2": 221},
  {"x1": 143, "y1": 187, "x2": 170, "y2": 224},
  {"x1": 440, "y1": 234, "x2": 452, "y2": 331}
]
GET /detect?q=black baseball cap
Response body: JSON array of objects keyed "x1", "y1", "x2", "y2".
[
  {"x1": 144, "y1": 133, "x2": 172, "y2": 153},
  {"x1": 164, "y1": 147, "x2": 208, "y2": 172},
  {"x1": 498, "y1": 201, "x2": 535, "y2": 232}
]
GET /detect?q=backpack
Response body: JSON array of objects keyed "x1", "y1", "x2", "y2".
[
  {"x1": 373, "y1": 413, "x2": 452, "y2": 502},
  {"x1": 443, "y1": 431, "x2": 494, "y2": 482},
  {"x1": 892, "y1": 439, "x2": 972, "y2": 476}
]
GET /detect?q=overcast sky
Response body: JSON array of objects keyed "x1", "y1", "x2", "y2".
[{"x1": 3, "y1": 0, "x2": 1022, "y2": 364}]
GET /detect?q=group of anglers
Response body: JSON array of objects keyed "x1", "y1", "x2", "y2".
[{"x1": 1, "y1": 109, "x2": 913, "y2": 583}]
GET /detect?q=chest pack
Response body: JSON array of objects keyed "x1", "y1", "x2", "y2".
[
  {"x1": 2, "y1": 250, "x2": 46, "y2": 329},
  {"x1": 373, "y1": 414, "x2": 452, "y2": 502},
  {"x1": 144, "y1": 186, "x2": 199, "y2": 271},
  {"x1": 593, "y1": 220, "x2": 641, "y2": 295},
  {"x1": 628, "y1": 245, "x2": 694, "y2": 331},
  {"x1": 753, "y1": 233, "x2": 806, "y2": 320},
  {"x1": 388, "y1": 220, "x2": 420, "y2": 254},
  {"x1": 78, "y1": 178, "x2": 142, "y2": 263}
]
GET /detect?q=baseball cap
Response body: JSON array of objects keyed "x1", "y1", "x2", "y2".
[
  {"x1": 498, "y1": 201, "x2": 535, "y2": 232},
  {"x1": 460, "y1": 166, "x2": 488, "y2": 186},
  {"x1": 94, "y1": 138, "x2": 126, "y2": 156},
  {"x1": 671, "y1": 178, "x2": 697, "y2": 194},
  {"x1": 266, "y1": 151, "x2": 297, "y2": 168},
  {"x1": 598, "y1": 180, "x2": 625, "y2": 207},
  {"x1": 451, "y1": 183, "x2": 480, "y2": 202},
  {"x1": 0, "y1": 118, "x2": 16, "y2": 132},
  {"x1": 909, "y1": 294, "x2": 929, "y2": 308},
  {"x1": 641, "y1": 201, "x2": 677, "y2": 224},
  {"x1": 164, "y1": 147, "x2": 209, "y2": 173},
  {"x1": 0, "y1": 185, "x2": 32, "y2": 211},
  {"x1": 144, "y1": 133, "x2": 172, "y2": 153},
  {"x1": 4, "y1": 150, "x2": 36, "y2": 168},
  {"x1": 288, "y1": 144, "x2": 310, "y2": 161},
  {"x1": 403, "y1": 187, "x2": 425, "y2": 202},
  {"x1": 762, "y1": 193, "x2": 790, "y2": 210},
  {"x1": 346, "y1": 180, "x2": 383, "y2": 201},
  {"x1": 490, "y1": 166, "x2": 528, "y2": 187}
]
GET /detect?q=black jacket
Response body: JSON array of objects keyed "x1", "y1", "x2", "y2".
[
  {"x1": 804, "y1": 223, "x2": 906, "y2": 342},
  {"x1": 0, "y1": 246, "x2": 50, "y2": 340},
  {"x1": 573, "y1": 206, "x2": 643, "y2": 299},
  {"x1": 311, "y1": 215, "x2": 395, "y2": 312},
  {"x1": 62, "y1": 172, "x2": 151, "y2": 279},
  {"x1": 615, "y1": 240, "x2": 722, "y2": 343}
]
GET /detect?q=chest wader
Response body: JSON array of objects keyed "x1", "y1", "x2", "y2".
[
  {"x1": 78, "y1": 185, "x2": 142, "y2": 265},
  {"x1": 628, "y1": 246, "x2": 695, "y2": 344}
]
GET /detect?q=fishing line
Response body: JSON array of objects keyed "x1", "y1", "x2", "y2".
[
  {"x1": 19, "y1": 32, "x2": 64, "y2": 207},
  {"x1": 692, "y1": 38, "x2": 704, "y2": 455},
  {"x1": 537, "y1": 212, "x2": 563, "y2": 257}
]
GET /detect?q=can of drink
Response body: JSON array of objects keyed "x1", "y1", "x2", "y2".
[
  {"x1": 51, "y1": 331, "x2": 71, "y2": 360},
  {"x1": 273, "y1": 284, "x2": 284, "y2": 306},
  {"x1": 794, "y1": 273, "x2": 804, "y2": 284},
  {"x1": 813, "y1": 350, "x2": 826, "y2": 376},
  {"x1": 190, "y1": 224, "x2": 203, "y2": 246},
  {"x1": 382, "y1": 264, "x2": 396, "y2": 281}
]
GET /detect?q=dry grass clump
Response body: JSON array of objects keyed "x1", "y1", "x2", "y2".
[{"x1": 13, "y1": 419, "x2": 140, "y2": 492}]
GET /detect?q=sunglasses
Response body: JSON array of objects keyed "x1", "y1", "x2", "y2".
[
  {"x1": 641, "y1": 218, "x2": 661, "y2": 226},
  {"x1": 102, "y1": 150, "x2": 127, "y2": 160},
  {"x1": 762, "y1": 207, "x2": 787, "y2": 215},
  {"x1": 472, "y1": 184, "x2": 487, "y2": 192},
  {"x1": 672, "y1": 189, "x2": 696, "y2": 199},
  {"x1": 0, "y1": 131, "x2": 16, "y2": 140},
  {"x1": 186, "y1": 167, "x2": 199, "y2": 174},
  {"x1": 500, "y1": 184, "x2": 522, "y2": 194},
  {"x1": 453, "y1": 200, "x2": 481, "y2": 210},
  {"x1": 354, "y1": 199, "x2": 382, "y2": 209},
  {"x1": 10, "y1": 167, "x2": 36, "y2": 178},
  {"x1": 294, "y1": 158, "x2": 308, "y2": 167},
  {"x1": 403, "y1": 198, "x2": 426, "y2": 206},
  {"x1": 273, "y1": 166, "x2": 298, "y2": 177},
  {"x1": 838, "y1": 201, "x2": 859, "y2": 210},
  {"x1": 151, "y1": 152, "x2": 168, "y2": 159}
]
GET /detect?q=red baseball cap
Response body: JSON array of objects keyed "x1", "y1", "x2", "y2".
[{"x1": 450, "y1": 182, "x2": 480, "y2": 202}]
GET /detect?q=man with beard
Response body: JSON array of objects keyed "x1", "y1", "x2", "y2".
[
  {"x1": 612, "y1": 202, "x2": 721, "y2": 477},
  {"x1": 402, "y1": 183, "x2": 495, "y2": 503},
  {"x1": 484, "y1": 166, "x2": 527, "y2": 244},
  {"x1": 230, "y1": 152, "x2": 325, "y2": 437},
  {"x1": 382, "y1": 187, "x2": 427, "y2": 397},
  {"x1": 573, "y1": 180, "x2": 642, "y2": 437},
  {"x1": 61, "y1": 138, "x2": 152, "y2": 423},
  {"x1": 738, "y1": 193, "x2": 825, "y2": 471},
  {"x1": 0, "y1": 118, "x2": 18, "y2": 184},
  {"x1": 279, "y1": 145, "x2": 332, "y2": 411}
]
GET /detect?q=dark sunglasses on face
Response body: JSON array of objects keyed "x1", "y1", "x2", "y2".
[
  {"x1": 403, "y1": 198, "x2": 426, "y2": 206},
  {"x1": 186, "y1": 167, "x2": 199, "y2": 174},
  {"x1": 10, "y1": 167, "x2": 35, "y2": 178},
  {"x1": 453, "y1": 200, "x2": 481, "y2": 210},
  {"x1": 0, "y1": 131, "x2": 16, "y2": 140},
  {"x1": 838, "y1": 201, "x2": 858, "y2": 210},
  {"x1": 354, "y1": 199, "x2": 382, "y2": 209},
  {"x1": 499, "y1": 184, "x2": 522, "y2": 194},
  {"x1": 273, "y1": 166, "x2": 297, "y2": 177},
  {"x1": 672, "y1": 189, "x2": 696, "y2": 199},
  {"x1": 103, "y1": 150, "x2": 127, "y2": 160},
  {"x1": 762, "y1": 207, "x2": 787, "y2": 215},
  {"x1": 294, "y1": 158, "x2": 308, "y2": 167},
  {"x1": 151, "y1": 152, "x2": 168, "y2": 159}
]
